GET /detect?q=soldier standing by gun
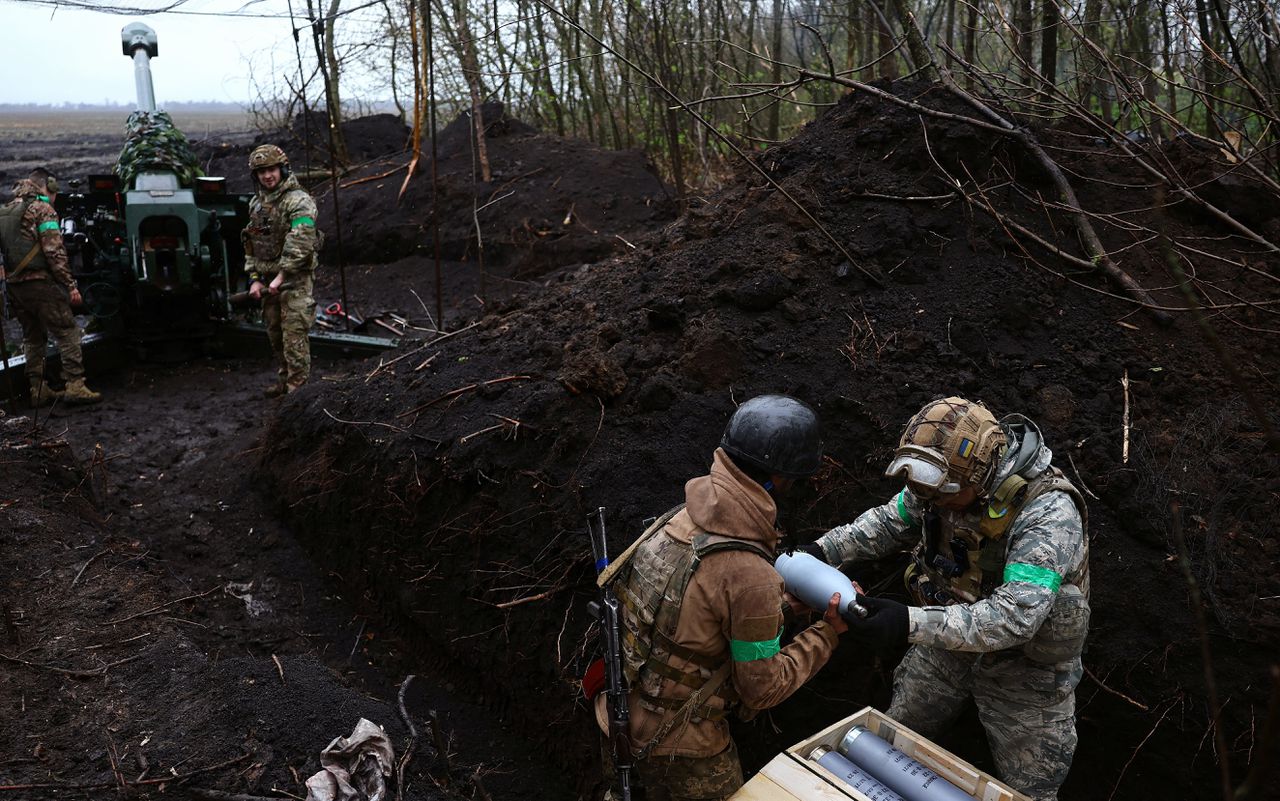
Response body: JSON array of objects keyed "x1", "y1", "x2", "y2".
[
  {"x1": 0, "y1": 168, "x2": 101, "y2": 406},
  {"x1": 588, "y1": 395, "x2": 847, "y2": 801},
  {"x1": 242, "y1": 144, "x2": 320, "y2": 397}
]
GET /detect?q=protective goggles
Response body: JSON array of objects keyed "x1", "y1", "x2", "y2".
[{"x1": 884, "y1": 445, "x2": 962, "y2": 499}]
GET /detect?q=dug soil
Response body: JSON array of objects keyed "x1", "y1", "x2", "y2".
[{"x1": 2, "y1": 80, "x2": 1278, "y2": 801}]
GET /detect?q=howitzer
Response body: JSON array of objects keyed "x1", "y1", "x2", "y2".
[{"x1": 586, "y1": 507, "x2": 634, "y2": 801}]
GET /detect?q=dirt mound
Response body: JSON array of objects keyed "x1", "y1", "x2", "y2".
[
  {"x1": 257, "y1": 80, "x2": 1280, "y2": 799},
  {"x1": 313, "y1": 101, "x2": 676, "y2": 274},
  {"x1": 195, "y1": 112, "x2": 412, "y2": 193}
]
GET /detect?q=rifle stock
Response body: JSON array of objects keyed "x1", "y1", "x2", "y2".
[{"x1": 587, "y1": 507, "x2": 635, "y2": 801}]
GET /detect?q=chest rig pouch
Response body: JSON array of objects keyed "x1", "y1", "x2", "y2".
[
  {"x1": 612, "y1": 512, "x2": 771, "y2": 722},
  {"x1": 907, "y1": 468, "x2": 1091, "y2": 665},
  {"x1": 245, "y1": 199, "x2": 288, "y2": 261}
]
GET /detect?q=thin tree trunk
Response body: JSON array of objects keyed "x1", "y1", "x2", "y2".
[
  {"x1": 1041, "y1": 0, "x2": 1058, "y2": 89},
  {"x1": 449, "y1": 0, "x2": 491, "y2": 182},
  {"x1": 769, "y1": 0, "x2": 784, "y2": 141}
]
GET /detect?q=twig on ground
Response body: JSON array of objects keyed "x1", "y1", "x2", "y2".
[
  {"x1": 408, "y1": 289, "x2": 437, "y2": 331},
  {"x1": 397, "y1": 375, "x2": 532, "y2": 419},
  {"x1": 364, "y1": 322, "x2": 482, "y2": 383},
  {"x1": 1107, "y1": 699, "x2": 1176, "y2": 801},
  {"x1": 0, "y1": 652, "x2": 141, "y2": 679},
  {"x1": 339, "y1": 162, "x2": 408, "y2": 189},
  {"x1": 104, "y1": 585, "x2": 221, "y2": 626},
  {"x1": 0, "y1": 751, "x2": 250, "y2": 792},
  {"x1": 428, "y1": 709, "x2": 452, "y2": 775},
  {"x1": 71, "y1": 548, "x2": 113, "y2": 590},
  {"x1": 493, "y1": 589, "x2": 557, "y2": 609},
  {"x1": 396, "y1": 675, "x2": 418, "y2": 801},
  {"x1": 1084, "y1": 664, "x2": 1149, "y2": 710},
  {"x1": 348, "y1": 619, "x2": 367, "y2": 665},
  {"x1": 471, "y1": 766, "x2": 493, "y2": 801},
  {"x1": 1121, "y1": 370, "x2": 1131, "y2": 465},
  {"x1": 1066, "y1": 452, "x2": 1100, "y2": 500},
  {"x1": 271, "y1": 654, "x2": 285, "y2": 684}
]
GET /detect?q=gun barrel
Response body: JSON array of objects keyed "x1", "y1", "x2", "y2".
[{"x1": 121, "y1": 23, "x2": 159, "y2": 112}]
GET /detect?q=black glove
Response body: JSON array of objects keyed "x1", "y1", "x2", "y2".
[
  {"x1": 798, "y1": 541, "x2": 828, "y2": 564},
  {"x1": 846, "y1": 595, "x2": 909, "y2": 651}
]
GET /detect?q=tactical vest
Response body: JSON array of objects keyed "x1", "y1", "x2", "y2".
[
  {"x1": 612, "y1": 507, "x2": 771, "y2": 722},
  {"x1": 907, "y1": 467, "x2": 1091, "y2": 665},
  {"x1": 245, "y1": 195, "x2": 292, "y2": 262},
  {"x1": 0, "y1": 199, "x2": 49, "y2": 277}
]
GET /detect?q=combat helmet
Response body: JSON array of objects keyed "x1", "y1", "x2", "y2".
[
  {"x1": 721, "y1": 395, "x2": 823, "y2": 479},
  {"x1": 248, "y1": 144, "x2": 290, "y2": 181},
  {"x1": 885, "y1": 396, "x2": 1006, "y2": 499}
]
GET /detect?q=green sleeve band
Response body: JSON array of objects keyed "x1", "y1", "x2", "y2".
[
  {"x1": 1003, "y1": 563, "x2": 1062, "y2": 592},
  {"x1": 290, "y1": 216, "x2": 315, "y2": 228},
  {"x1": 37, "y1": 221, "x2": 60, "y2": 234},
  {"x1": 896, "y1": 491, "x2": 915, "y2": 525},
  {"x1": 730, "y1": 630, "x2": 782, "y2": 662}
]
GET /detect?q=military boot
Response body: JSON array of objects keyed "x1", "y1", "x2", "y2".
[
  {"x1": 29, "y1": 379, "x2": 63, "y2": 408},
  {"x1": 264, "y1": 380, "x2": 288, "y2": 399},
  {"x1": 62, "y1": 378, "x2": 102, "y2": 405}
]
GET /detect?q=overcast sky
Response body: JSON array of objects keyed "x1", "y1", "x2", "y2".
[{"x1": 2, "y1": 0, "x2": 309, "y2": 105}]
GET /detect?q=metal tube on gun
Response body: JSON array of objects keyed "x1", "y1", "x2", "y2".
[
  {"x1": 774, "y1": 551, "x2": 868, "y2": 622},
  {"x1": 809, "y1": 746, "x2": 905, "y2": 801},
  {"x1": 839, "y1": 726, "x2": 973, "y2": 801}
]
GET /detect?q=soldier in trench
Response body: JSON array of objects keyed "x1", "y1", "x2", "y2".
[
  {"x1": 801, "y1": 396, "x2": 1090, "y2": 801},
  {"x1": 242, "y1": 144, "x2": 320, "y2": 397},
  {"x1": 0, "y1": 168, "x2": 102, "y2": 406},
  {"x1": 597, "y1": 395, "x2": 847, "y2": 801}
]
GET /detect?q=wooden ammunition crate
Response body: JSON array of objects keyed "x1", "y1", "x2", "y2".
[{"x1": 732, "y1": 706, "x2": 1029, "y2": 801}]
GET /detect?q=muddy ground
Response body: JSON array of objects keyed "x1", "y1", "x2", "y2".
[{"x1": 3, "y1": 82, "x2": 1280, "y2": 801}]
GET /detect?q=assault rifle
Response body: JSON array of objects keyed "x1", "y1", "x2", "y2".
[{"x1": 586, "y1": 506, "x2": 634, "y2": 801}]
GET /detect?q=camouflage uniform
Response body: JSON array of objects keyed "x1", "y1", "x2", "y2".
[
  {"x1": 242, "y1": 173, "x2": 319, "y2": 392},
  {"x1": 0, "y1": 178, "x2": 87, "y2": 396},
  {"x1": 813, "y1": 422, "x2": 1088, "y2": 801}
]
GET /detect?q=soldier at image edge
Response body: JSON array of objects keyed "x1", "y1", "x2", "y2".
[
  {"x1": 0, "y1": 168, "x2": 102, "y2": 406},
  {"x1": 597, "y1": 394, "x2": 849, "y2": 801},
  {"x1": 242, "y1": 144, "x2": 320, "y2": 397},
  {"x1": 801, "y1": 396, "x2": 1090, "y2": 801}
]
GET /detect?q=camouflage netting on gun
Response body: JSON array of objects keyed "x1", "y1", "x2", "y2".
[{"x1": 115, "y1": 110, "x2": 203, "y2": 189}]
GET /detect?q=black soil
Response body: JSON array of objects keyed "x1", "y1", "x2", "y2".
[
  {"x1": 3, "y1": 82, "x2": 1279, "y2": 801},
  {"x1": 255, "y1": 81, "x2": 1280, "y2": 800}
]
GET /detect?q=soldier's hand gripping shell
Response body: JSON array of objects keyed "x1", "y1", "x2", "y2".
[{"x1": 845, "y1": 595, "x2": 909, "y2": 651}]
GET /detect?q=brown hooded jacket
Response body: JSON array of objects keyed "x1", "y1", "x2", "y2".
[{"x1": 601, "y1": 448, "x2": 839, "y2": 759}]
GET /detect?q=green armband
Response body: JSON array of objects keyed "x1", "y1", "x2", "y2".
[
  {"x1": 37, "y1": 221, "x2": 60, "y2": 234},
  {"x1": 290, "y1": 215, "x2": 315, "y2": 228}
]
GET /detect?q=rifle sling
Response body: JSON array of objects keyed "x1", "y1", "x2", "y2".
[
  {"x1": 8, "y1": 242, "x2": 42, "y2": 280},
  {"x1": 596, "y1": 504, "x2": 685, "y2": 589}
]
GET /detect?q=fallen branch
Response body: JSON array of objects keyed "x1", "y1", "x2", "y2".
[
  {"x1": 396, "y1": 675, "x2": 418, "y2": 801},
  {"x1": 0, "y1": 652, "x2": 141, "y2": 679},
  {"x1": 70, "y1": 548, "x2": 113, "y2": 590},
  {"x1": 364, "y1": 321, "x2": 482, "y2": 383},
  {"x1": 397, "y1": 375, "x2": 533, "y2": 419},
  {"x1": 1083, "y1": 664, "x2": 1149, "y2": 711},
  {"x1": 104, "y1": 584, "x2": 221, "y2": 626},
  {"x1": 0, "y1": 751, "x2": 250, "y2": 792},
  {"x1": 340, "y1": 162, "x2": 408, "y2": 189}
]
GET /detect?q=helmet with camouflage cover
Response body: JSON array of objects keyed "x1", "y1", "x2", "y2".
[
  {"x1": 885, "y1": 396, "x2": 1006, "y2": 499},
  {"x1": 248, "y1": 144, "x2": 290, "y2": 183}
]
